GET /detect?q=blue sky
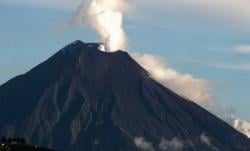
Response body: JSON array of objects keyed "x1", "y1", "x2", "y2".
[{"x1": 0, "y1": 1, "x2": 250, "y2": 120}]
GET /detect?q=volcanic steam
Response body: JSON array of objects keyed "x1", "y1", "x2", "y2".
[{"x1": 75, "y1": 0, "x2": 128, "y2": 52}]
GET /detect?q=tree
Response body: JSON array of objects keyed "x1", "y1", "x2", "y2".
[{"x1": 1, "y1": 136, "x2": 6, "y2": 143}]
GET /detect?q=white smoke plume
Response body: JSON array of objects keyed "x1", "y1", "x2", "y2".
[
  {"x1": 159, "y1": 137, "x2": 184, "y2": 151},
  {"x1": 134, "y1": 137, "x2": 155, "y2": 151},
  {"x1": 74, "y1": 0, "x2": 128, "y2": 52},
  {"x1": 132, "y1": 53, "x2": 214, "y2": 107}
]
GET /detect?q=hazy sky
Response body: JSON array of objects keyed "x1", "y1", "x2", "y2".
[{"x1": 0, "y1": 0, "x2": 250, "y2": 120}]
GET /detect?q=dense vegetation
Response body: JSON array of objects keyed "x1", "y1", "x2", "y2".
[{"x1": 0, "y1": 137, "x2": 55, "y2": 151}]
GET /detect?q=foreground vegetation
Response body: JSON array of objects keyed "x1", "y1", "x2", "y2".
[{"x1": 0, "y1": 137, "x2": 55, "y2": 151}]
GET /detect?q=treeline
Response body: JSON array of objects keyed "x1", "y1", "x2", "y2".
[
  {"x1": 0, "y1": 137, "x2": 56, "y2": 151},
  {"x1": 1, "y1": 137, "x2": 26, "y2": 144}
]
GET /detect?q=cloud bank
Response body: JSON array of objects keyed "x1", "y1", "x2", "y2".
[{"x1": 135, "y1": 135, "x2": 217, "y2": 150}]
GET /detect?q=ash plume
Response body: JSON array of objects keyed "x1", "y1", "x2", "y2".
[
  {"x1": 74, "y1": 0, "x2": 128, "y2": 52},
  {"x1": 132, "y1": 53, "x2": 214, "y2": 107}
]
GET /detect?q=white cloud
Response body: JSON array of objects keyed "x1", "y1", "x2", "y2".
[
  {"x1": 212, "y1": 63, "x2": 250, "y2": 71},
  {"x1": 234, "y1": 45, "x2": 250, "y2": 54},
  {"x1": 187, "y1": 60, "x2": 250, "y2": 71},
  {"x1": 200, "y1": 133, "x2": 218, "y2": 150},
  {"x1": 200, "y1": 133, "x2": 212, "y2": 147},
  {"x1": 6, "y1": 0, "x2": 250, "y2": 28},
  {"x1": 132, "y1": 53, "x2": 215, "y2": 107},
  {"x1": 1, "y1": 0, "x2": 81, "y2": 10},
  {"x1": 233, "y1": 118, "x2": 250, "y2": 138},
  {"x1": 134, "y1": 137, "x2": 155, "y2": 151},
  {"x1": 225, "y1": 116, "x2": 250, "y2": 138},
  {"x1": 131, "y1": 0, "x2": 250, "y2": 28},
  {"x1": 159, "y1": 137, "x2": 184, "y2": 151}
]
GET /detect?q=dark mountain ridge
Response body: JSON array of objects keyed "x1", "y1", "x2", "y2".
[{"x1": 0, "y1": 40, "x2": 250, "y2": 151}]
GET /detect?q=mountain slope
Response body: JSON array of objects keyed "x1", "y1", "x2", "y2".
[{"x1": 0, "y1": 41, "x2": 250, "y2": 151}]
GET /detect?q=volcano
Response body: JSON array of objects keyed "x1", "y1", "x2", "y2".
[{"x1": 0, "y1": 41, "x2": 250, "y2": 151}]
